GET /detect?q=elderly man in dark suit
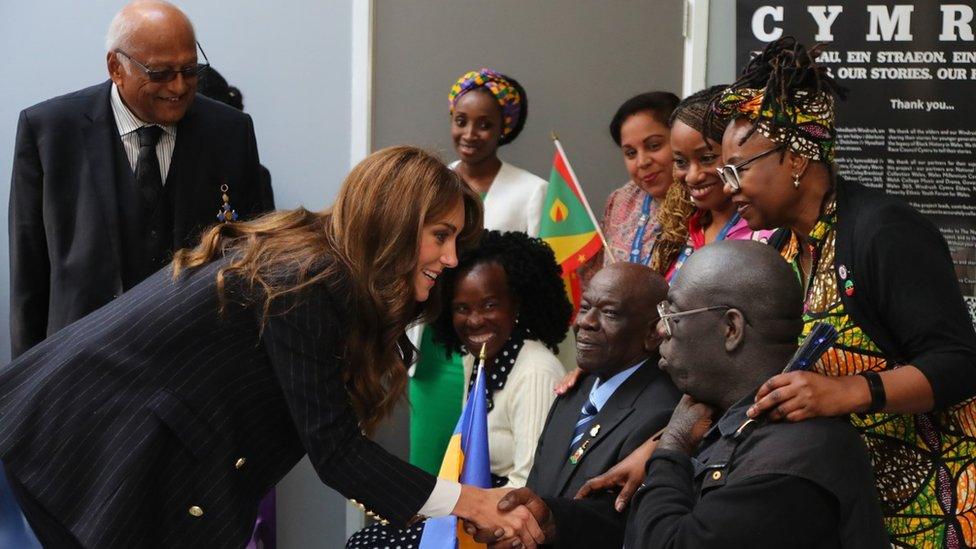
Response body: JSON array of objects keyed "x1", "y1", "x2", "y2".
[
  {"x1": 8, "y1": 0, "x2": 272, "y2": 359},
  {"x1": 470, "y1": 262, "x2": 681, "y2": 548}
]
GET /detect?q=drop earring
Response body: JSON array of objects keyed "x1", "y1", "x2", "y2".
[{"x1": 793, "y1": 173, "x2": 801, "y2": 189}]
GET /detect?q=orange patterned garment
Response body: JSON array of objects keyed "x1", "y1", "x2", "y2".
[{"x1": 795, "y1": 201, "x2": 976, "y2": 548}]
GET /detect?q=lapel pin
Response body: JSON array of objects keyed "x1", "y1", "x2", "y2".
[
  {"x1": 838, "y1": 264, "x2": 848, "y2": 280},
  {"x1": 589, "y1": 425, "x2": 601, "y2": 438},
  {"x1": 844, "y1": 279, "x2": 855, "y2": 297},
  {"x1": 569, "y1": 440, "x2": 590, "y2": 465}
]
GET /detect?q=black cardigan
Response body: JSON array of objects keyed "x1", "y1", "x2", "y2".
[{"x1": 782, "y1": 180, "x2": 976, "y2": 409}]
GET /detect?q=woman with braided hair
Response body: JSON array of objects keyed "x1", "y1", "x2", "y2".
[
  {"x1": 649, "y1": 85, "x2": 773, "y2": 281},
  {"x1": 718, "y1": 37, "x2": 976, "y2": 547},
  {"x1": 576, "y1": 40, "x2": 976, "y2": 546}
]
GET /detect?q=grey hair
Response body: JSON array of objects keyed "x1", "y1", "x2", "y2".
[
  {"x1": 105, "y1": 1, "x2": 194, "y2": 53},
  {"x1": 105, "y1": 9, "x2": 138, "y2": 52}
]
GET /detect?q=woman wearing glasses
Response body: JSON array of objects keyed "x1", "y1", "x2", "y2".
[
  {"x1": 578, "y1": 41, "x2": 976, "y2": 543},
  {"x1": 649, "y1": 85, "x2": 773, "y2": 281},
  {"x1": 714, "y1": 38, "x2": 976, "y2": 546}
]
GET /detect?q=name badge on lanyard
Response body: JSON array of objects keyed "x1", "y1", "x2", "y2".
[
  {"x1": 630, "y1": 195, "x2": 655, "y2": 265},
  {"x1": 671, "y1": 212, "x2": 743, "y2": 271}
]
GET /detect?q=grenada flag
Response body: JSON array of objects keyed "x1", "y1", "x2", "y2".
[
  {"x1": 539, "y1": 138, "x2": 605, "y2": 313},
  {"x1": 418, "y1": 358, "x2": 491, "y2": 549}
]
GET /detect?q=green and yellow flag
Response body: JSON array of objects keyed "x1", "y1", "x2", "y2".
[{"x1": 539, "y1": 138, "x2": 605, "y2": 314}]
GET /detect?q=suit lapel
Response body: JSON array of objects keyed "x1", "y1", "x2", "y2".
[
  {"x1": 81, "y1": 81, "x2": 124, "y2": 291},
  {"x1": 168, "y1": 104, "x2": 200, "y2": 249},
  {"x1": 552, "y1": 363, "x2": 658, "y2": 496},
  {"x1": 534, "y1": 376, "x2": 595, "y2": 497}
]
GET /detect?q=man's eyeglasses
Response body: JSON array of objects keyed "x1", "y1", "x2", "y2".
[
  {"x1": 656, "y1": 300, "x2": 731, "y2": 337},
  {"x1": 716, "y1": 145, "x2": 784, "y2": 192},
  {"x1": 115, "y1": 42, "x2": 210, "y2": 83}
]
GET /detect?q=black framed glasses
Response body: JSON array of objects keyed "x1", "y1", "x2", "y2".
[
  {"x1": 656, "y1": 300, "x2": 731, "y2": 337},
  {"x1": 115, "y1": 41, "x2": 210, "y2": 83},
  {"x1": 716, "y1": 145, "x2": 784, "y2": 192}
]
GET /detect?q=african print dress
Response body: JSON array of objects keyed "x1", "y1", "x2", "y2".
[{"x1": 796, "y1": 200, "x2": 976, "y2": 548}]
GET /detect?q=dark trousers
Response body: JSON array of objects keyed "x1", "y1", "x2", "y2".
[{"x1": 4, "y1": 469, "x2": 83, "y2": 548}]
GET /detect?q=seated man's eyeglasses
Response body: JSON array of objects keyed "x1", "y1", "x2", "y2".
[
  {"x1": 115, "y1": 42, "x2": 210, "y2": 83},
  {"x1": 657, "y1": 300, "x2": 732, "y2": 337},
  {"x1": 716, "y1": 145, "x2": 785, "y2": 192}
]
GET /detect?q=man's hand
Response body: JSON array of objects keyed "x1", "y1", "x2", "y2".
[
  {"x1": 453, "y1": 486, "x2": 545, "y2": 549},
  {"x1": 574, "y1": 435, "x2": 659, "y2": 511},
  {"x1": 464, "y1": 488, "x2": 555, "y2": 548},
  {"x1": 657, "y1": 395, "x2": 715, "y2": 455}
]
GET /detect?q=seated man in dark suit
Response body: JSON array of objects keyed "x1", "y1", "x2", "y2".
[
  {"x1": 480, "y1": 241, "x2": 888, "y2": 548},
  {"x1": 470, "y1": 262, "x2": 681, "y2": 548}
]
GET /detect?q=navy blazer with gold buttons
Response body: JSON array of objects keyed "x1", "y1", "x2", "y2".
[{"x1": 0, "y1": 258, "x2": 435, "y2": 548}]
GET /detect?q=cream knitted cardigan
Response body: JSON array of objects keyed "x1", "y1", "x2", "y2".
[{"x1": 461, "y1": 339, "x2": 565, "y2": 488}]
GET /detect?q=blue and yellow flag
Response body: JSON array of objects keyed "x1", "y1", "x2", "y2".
[{"x1": 418, "y1": 354, "x2": 491, "y2": 549}]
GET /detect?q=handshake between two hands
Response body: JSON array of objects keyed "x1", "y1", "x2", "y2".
[{"x1": 458, "y1": 486, "x2": 555, "y2": 549}]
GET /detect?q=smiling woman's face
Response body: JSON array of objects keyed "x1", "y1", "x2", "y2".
[
  {"x1": 451, "y1": 90, "x2": 503, "y2": 165},
  {"x1": 619, "y1": 111, "x2": 673, "y2": 200},
  {"x1": 670, "y1": 120, "x2": 729, "y2": 213},
  {"x1": 451, "y1": 262, "x2": 517, "y2": 361}
]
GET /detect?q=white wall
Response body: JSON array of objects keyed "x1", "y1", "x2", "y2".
[{"x1": 0, "y1": 1, "x2": 355, "y2": 547}]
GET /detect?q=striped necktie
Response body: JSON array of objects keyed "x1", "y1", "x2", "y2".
[{"x1": 569, "y1": 398, "x2": 598, "y2": 455}]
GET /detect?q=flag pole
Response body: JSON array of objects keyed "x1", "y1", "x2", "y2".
[{"x1": 551, "y1": 132, "x2": 614, "y2": 263}]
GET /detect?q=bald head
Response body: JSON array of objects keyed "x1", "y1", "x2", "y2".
[
  {"x1": 575, "y1": 263, "x2": 669, "y2": 377},
  {"x1": 592, "y1": 262, "x2": 669, "y2": 315},
  {"x1": 105, "y1": 0, "x2": 199, "y2": 126},
  {"x1": 672, "y1": 240, "x2": 801, "y2": 336},
  {"x1": 106, "y1": 1, "x2": 195, "y2": 53},
  {"x1": 659, "y1": 241, "x2": 803, "y2": 408}
]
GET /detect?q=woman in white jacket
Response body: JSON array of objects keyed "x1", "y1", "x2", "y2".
[{"x1": 410, "y1": 69, "x2": 551, "y2": 474}]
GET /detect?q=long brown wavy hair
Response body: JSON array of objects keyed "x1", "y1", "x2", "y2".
[{"x1": 172, "y1": 146, "x2": 483, "y2": 433}]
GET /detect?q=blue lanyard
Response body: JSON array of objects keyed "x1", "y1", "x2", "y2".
[
  {"x1": 672, "y1": 212, "x2": 743, "y2": 270},
  {"x1": 630, "y1": 195, "x2": 655, "y2": 265}
]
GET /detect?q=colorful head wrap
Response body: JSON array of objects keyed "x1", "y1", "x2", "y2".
[
  {"x1": 714, "y1": 85, "x2": 837, "y2": 163},
  {"x1": 449, "y1": 68, "x2": 525, "y2": 145}
]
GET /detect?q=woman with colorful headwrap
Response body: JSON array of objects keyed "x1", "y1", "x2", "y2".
[
  {"x1": 649, "y1": 85, "x2": 773, "y2": 281},
  {"x1": 717, "y1": 38, "x2": 976, "y2": 547},
  {"x1": 410, "y1": 68, "x2": 551, "y2": 477},
  {"x1": 573, "y1": 41, "x2": 976, "y2": 541},
  {"x1": 448, "y1": 68, "x2": 545, "y2": 234}
]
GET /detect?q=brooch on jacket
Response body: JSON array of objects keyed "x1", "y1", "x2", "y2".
[{"x1": 217, "y1": 183, "x2": 239, "y2": 222}]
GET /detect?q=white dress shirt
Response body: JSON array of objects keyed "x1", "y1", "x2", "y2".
[{"x1": 110, "y1": 84, "x2": 177, "y2": 183}]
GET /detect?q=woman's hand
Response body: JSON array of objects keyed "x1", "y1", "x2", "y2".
[
  {"x1": 454, "y1": 485, "x2": 545, "y2": 549},
  {"x1": 555, "y1": 368, "x2": 585, "y2": 396},
  {"x1": 748, "y1": 371, "x2": 868, "y2": 421},
  {"x1": 574, "y1": 434, "x2": 659, "y2": 511}
]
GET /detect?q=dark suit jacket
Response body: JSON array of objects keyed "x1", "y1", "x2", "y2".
[
  {"x1": 525, "y1": 360, "x2": 680, "y2": 549},
  {"x1": 9, "y1": 80, "x2": 273, "y2": 358},
  {"x1": 0, "y1": 259, "x2": 434, "y2": 548}
]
